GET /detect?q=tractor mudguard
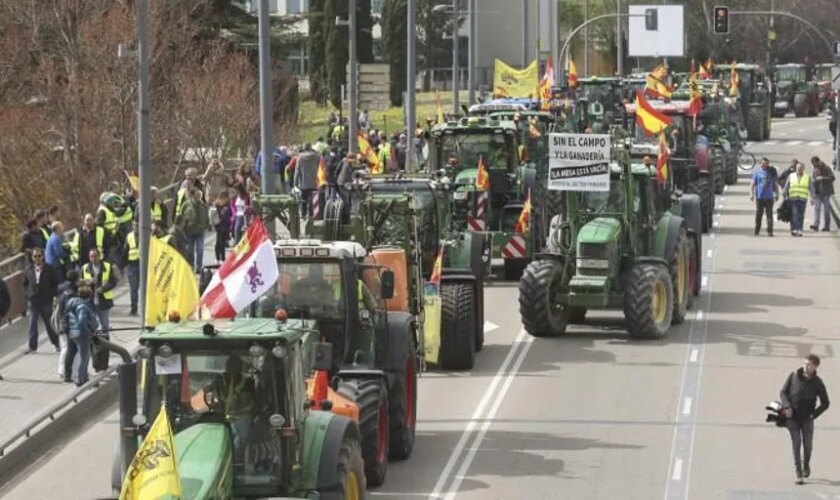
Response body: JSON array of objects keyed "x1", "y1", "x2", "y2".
[
  {"x1": 306, "y1": 413, "x2": 360, "y2": 492},
  {"x1": 444, "y1": 233, "x2": 485, "y2": 279},
  {"x1": 678, "y1": 194, "x2": 703, "y2": 239},
  {"x1": 634, "y1": 256, "x2": 669, "y2": 267},
  {"x1": 384, "y1": 311, "x2": 415, "y2": 372},
  {"x1": 519, "y1": 166, "x2": 538, "y2": 197},
  {"x1": 654, "y1": 213, "x2": 686, "y2": 260}
]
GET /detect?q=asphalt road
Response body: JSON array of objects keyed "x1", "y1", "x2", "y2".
[{"x1": 4, "y1": 115, "x2": 840, "y2": 500}]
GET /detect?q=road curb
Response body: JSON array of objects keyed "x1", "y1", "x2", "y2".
[{"x1": 0, "y1": 375, "x2": 118, "y2": 495}]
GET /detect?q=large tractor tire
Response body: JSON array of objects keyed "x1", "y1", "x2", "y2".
[
  {"x1": 725, "y1": 154, "x2": 739, "y2": 185},
  {"x1": 669, "y1": 228, "x2": 691, "y2": 325},
  {"x1": 687, "y1": 177, "x2": 713, "y2": 233},
  {"x1": 713, "y1": 156, "x2": 725, "y2": 194},
  {"x1": 388, "y1": 342, "x2": 418, "y2": 460},
  {"x1": 337, "y1": 379, "x2": 389, "y2": 487},
  {"x1": 519, "y1": 259, "x2": 571, "y2": 337},
  {"x1": 320, "y1": 436, "x2": 367, "y2": 500},
  {"x1": 793, "y1": 93, "x2": 809, "y2": 118},
  {"x1": 439, "y1": 282, "x2": 477, "y2": 369},
  {"x1": 745, "y1": 106, "x2": 765, "y2": 141},
  {"x1": 624, "y1": 263, "x2": 674, "y2": 339},
  {"x1": 763, "y1": 107, "x2": 772, "y2": 139}
]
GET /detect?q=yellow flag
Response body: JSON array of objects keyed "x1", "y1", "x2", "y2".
[
  {"x1": 125, "y1": 170, "x2": 140, "y2": 192},
  {"x1": 493, "y1": 59, "x2": 539, "y2": 98},
  {"x1": 119, "y1": 407, "x2": 181, "y2": 500},
  {"x1": 145, "y1": 237, "x2": 200, "y2": 326}
]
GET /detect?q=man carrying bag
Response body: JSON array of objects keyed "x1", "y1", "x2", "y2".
[{"x1": 780, "y1": 354, "x2": 830, "y2": 484}]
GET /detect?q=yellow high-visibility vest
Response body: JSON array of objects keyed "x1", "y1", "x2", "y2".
[
  {"x1": 99, "y1": 205, "x2": 117, "y2": 234},
  {"x1": 118, "y1": 206, "x2": 134, "y2": 226},
  {"x1": 175, "y1": 188, "x2": 188, "y2": 216},
  {"x1": 71, "y1": 227, "x2": 104, "y2": 262},
  {"x1": 789, "y1": 173, "x2": 810, "y2": 200},
  {"x1": 126, "y1": 232, "x2": 139, "y2": 262},
  {"x1": 151, "y1": 202, "x2": 163, "y2": 222},
  {"x1": 82, "y1": 261, "x2": 114, "y2": 301}
]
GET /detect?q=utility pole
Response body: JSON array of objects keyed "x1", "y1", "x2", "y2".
[
  {"x1": 258, "y1": 0, "x2": 275, "y2": 194},
  {"x1": 349, "y1": 0, "x2": 358, "y2": 154},
  {"x1": 550, "y1": 0, "x2": 557, "y2": 77},
  {"x1": 767, "y1": 0, "x2": 775, "y2": 68},
  {"x1": 452, "y1": 0, "x2": 460, "y2": 114},
  {"x1": 616, "y1": 0, "x2": 623, "y2": 75},
  {"x1": 584, "y1": 0, "x2": 589, "y2": 76},
  {"x1": 137, "y1": 0, "x2": 150, "y2": 321},
  {"x1": 406, "y1": 0, "x2": 416, "y2": 170},
  {"x1": 468, "y1": 0, "x2": 477, "y2": 105},
  {"x1": 522, "y1": 0, "x2": 529, "y2": 67}
]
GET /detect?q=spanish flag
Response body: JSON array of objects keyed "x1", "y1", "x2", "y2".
[
  {"x1": 688, "y1": 63, "x2": 702, "y2": 117},
  {"x1": 539, "y1": 60, "x2": 554, "y2": 111},
  {"x1": 635, "y1": 90, "x2": 673, "y2": 136},
  {"x1": 429, "y1": 246, "x2": 443, "y2": 286},
  {"x1": 729, "y1": 63, "x2": 740, "y2": 97},
  {"x1": 514, "y1": 189, "x2": 532, "y2": 234},
  {"x1": 656, "y1": 131, "x2": 670, "y2": 184},
  {"x1": 119, "y1": 406, "x2": 181, "y2": 500},
  {"x1": 699, "y1": 58, "x2": 712, "y2": 79},
  {"x1": 316, "y1": 156, "x2": 327, "y2": 189},
  {"x1": 475, "y1": 156, "x2": 490, "y2": 191},
  {"x1": 528, "y1": 119, "x2": 542, "y2": 138},
  {"x1": 358, "y1": 132, "x2": 382, "y2": 174},
  {"x1": 435, "y1": 90, "x2": 445, "y2": 124},
  {"x1": 567, "y1": 58, "x2": 578, "y2": 88},
  {"x1": 645, "y1": 63, "x2": 672, "y2": 100}
]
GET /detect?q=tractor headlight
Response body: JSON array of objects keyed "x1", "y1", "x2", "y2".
[{"x1": 576, "y1": 258, "x2": 610, "y2": 269}]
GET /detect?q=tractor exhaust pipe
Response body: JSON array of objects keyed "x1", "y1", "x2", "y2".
[{"x1": 92, "y1": 337, "x2": 138, "y2": 478}]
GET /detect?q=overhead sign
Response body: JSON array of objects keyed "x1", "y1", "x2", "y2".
[
  {"x1": 628, "y1": 5, "x2": 685, "y2": 57},
  {"x1": 548, "y1": 133, "x2": 611, "y2": 192}
]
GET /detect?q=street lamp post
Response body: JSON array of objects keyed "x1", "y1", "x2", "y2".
[
  {"x1": 451, "y1": 0, "x2": 460, "y2": 114},
  {"x1": 137, "y1": 0, "x2": 151, "y2": 321},
  {"x1": 257, "y1": 0, "x2": 275, "y2": 194},
  {"x1": 407, "y1": 0, "x2": 416, "y2": 171},
  {"x1": 468, "y1": 0, "x2": 476, "y2": 105},
  {"x1": 349, "y1": 0, "x2": 358, "y2": 154}
]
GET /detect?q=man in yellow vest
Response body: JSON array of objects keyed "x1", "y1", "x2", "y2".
[
  {"x1": 96, "y1": 193, "x2": 120, "y2": 236},
  {"x1": 71, "y1": 214, "x2": 107, "y2": 268},
  {"x1": 81, "y1": 248, "x2": 118, "y2": 343},
  {"x1": 124, "y1": 219, "x2": 140, "y2": 316},
  {"x1": 150, "y1": 186, "x2": 168, "y2": 230},
  {"x1": 784, "y1": 162, "x2": 811, "y2": 237}
]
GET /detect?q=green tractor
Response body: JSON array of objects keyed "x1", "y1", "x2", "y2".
[
  {"x1": 713, "y1": 63, "x2": 772, "y2": 141},
  {"x1": 574, "y1": 77, "x2": 629, "y2": 131},
  {"x1": 105, "y1": 321, "x2": 367, "y2": 499},
  {"x1": 772, "y1": 63, "x2": 821, "y2": 118},
  {"x1": 427, "y1": 116, "x2": 541, "y2": 280},
  {"x1": 519, "y1": 141, "x2": 703, "y2": 338}
]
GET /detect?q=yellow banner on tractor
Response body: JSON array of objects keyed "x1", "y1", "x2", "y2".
[
  {"x1": 145, "y1": 237, "x2": 200, "y2": 327},
  {"x1": 493, "y1": 59, "x2": 539, "y2": 99}
]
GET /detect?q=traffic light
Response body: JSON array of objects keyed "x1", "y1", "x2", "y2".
[
  {"x1": 714, "y1": 6, "x2": 729, "y2": 34},
  {"x1": 645, "y1": 8, "x2": 658, "y2": 31}
]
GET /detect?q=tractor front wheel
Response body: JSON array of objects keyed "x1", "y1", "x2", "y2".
[
  {"x1": 337, "y1": 379, "x2": 389, "y2": 487},
  {"x1": 669, "y1": 228, "x2": 691, "y2": 325},
  {"x1": 440, "y1": 282, "x2": 477, "y2": 369},
  {"x1": 624, "y1": 263, "x2": 674, "y2": 339},
  {"x1": 388, "y1": 347, "x2": 417, "y2": 460},
  {"x1": 320, "y1": 436, "x2": 367, "y2": 500},
  {"x1": 745, "y1": 106, "x2": 765, "y2": 141},
  {"x1": 794, "y1": 93, "x2": 809, "y2": 118},
  {"x1": 519, "y1": 259, "x2": 571, "y2": 337}
]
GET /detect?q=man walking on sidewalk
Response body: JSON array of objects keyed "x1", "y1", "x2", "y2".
[
  {"x1": 23, "y1": 248, "x2": 61, "y2": 353},
  {"x1": 809, "y1": 156, "x2": 834, "y2": 232},
  {"x1": 780, "y1": 354, "x2": 830, "y2": 484},
  {"x1": 785, "y1": 162, "x2": 811, "y2": 237},
  {"x1": 750, "y1": 157, "x2": 781, "y2": 236}
]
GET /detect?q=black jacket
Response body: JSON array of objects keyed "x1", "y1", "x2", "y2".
[
  {"x1": 780, "y1": 368, "x2": 830, "y2": 422},
  {"x1": 23, "y1": 263, "x2": 60, "y2": 306},
  {"x1": 813, "y1": 163, "x2": 835, "y2": 196}
]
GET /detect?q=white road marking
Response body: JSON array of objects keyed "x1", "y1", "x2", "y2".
[
  {"x1": 484, "y1": 321, "x2": 499, "y2": 333},
  {"x1": 696, "y1": 310, "x2": 704, "y2": 321},
  {"x1": 682, "y1": 398, "x2": 693, "y2": 416},
  {"x1": 787, "y1": 140, "x2": 803, "y2": 146},
  {"x1": 706, "y1": 249, "x2": 712, "y2": 258},
  {"x1": 807, "y1": 141, "x2": 823, "y2": 146},
  {"x1": 778, "y1": 131, "x2": 788, "y2": 136},
  {"x1": 441, "y1": 333, "x2": 534, "y2": 500},
  {"x1": 711, "y1": 233, "x2": 717, "y2": 239},
  {"x1": 689, "y1": 349, "x2": 699, "y2": 363},
  {"x1": 712, "y1": 220, "x2": 719, "y2": 227},
  {"x1": 723, "y1": 185, "x2": 728, "y2": 192},
  {"x1": 672, "y1": 459, "x2": 684, "y2": 481},
  {"x1": 701, "y1": 276, "x2": 709, "y2": 287},
  {"x1": 429, "y1": 330, "x2": 533, "y2": 500},
  {"x1": 763, "y1": 141, "x2": 778, "y2": 146}
]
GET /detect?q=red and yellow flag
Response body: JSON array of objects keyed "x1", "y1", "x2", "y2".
[
  {"x1": 656, "y1": 131, "x2": 670, "y2": 184},
  {"x1": 688, "y1": 64, "x2": 702, "y2": 117},
  {"x1": 567, "y1": 58, "x2": 578, "y2": 88},
  {"x1": 124, "y1": 170, "x2": 140, "y2": 193},
  {"x1": 644, "y1": 63, "x2": 672, "y2": 100},
  {"x1": 316, "y1": 156, "x2": 327, "y2": 189},
  {"x1": 635, "y1": 90, "x2": 673, "y2": 136},
  {"x1": 699, "y1": 58, "x2": 712, "y2": 79},
  {"x1": 514, "y1": 189, "x2": 532, "y2": 234},
  {"x1": 729, "y1": 63, "x2": 740, "y2": 97},
  {"x1": 539, "y1": 60, "x2": 554, "y2": 111},
  {"x1": 358, "y1": 132, "x2": 382, "y2": 174},
  {"x1": 476, "y1": 156, "x2": 490, "y2": 191},
  {"x1": 528, "y1": 119, "x2": 542, "y2": 138},
  {"x1": 429, "y1": 246, "x2": 443, "y2": 286}
]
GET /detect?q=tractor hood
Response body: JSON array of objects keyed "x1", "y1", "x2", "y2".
[
  {"x1": 454, "y1": 167, "x2": 478, "y2": 188},
  {"x1": 176, "y1": 423, "x2": 232, "y2": 499},
  {"x1": 578, "y1": 217, "x2": 622, "y2": 244}
]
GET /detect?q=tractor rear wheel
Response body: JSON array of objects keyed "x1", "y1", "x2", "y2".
[
  {"x1": 519, "y1": 259, "x2": 571, "y2": 337},
  {"x1": 745, "y1": 106, "x2": 765, "y2": 141},
  {"x1": 763, "y1": 107, "x2": 772, "y2": 139},
  {"x1": 669, "y1": 228, "x2": 690, "y2": 325},
  {"x1": 713, "y1": 156, "x2": 725, "y2": 194},
  {"x1": 688, "y1": 177, "x2": 713, "y2": 233},
  {"x1": 440, "y1": 282, "x2": 477, "y2": 369},
  {"x1": 793, "y1": 93, "x2": 809, "y2": 118},
  {"x1": 624, "y1": 263, "x2": 674, "y2": 339},
  {"x1": 568, "y1": 307, "x2": 587, "y2": 324},
  {"x1": 320, "y1": 436, "x2": 367, "y2": 500},
  {"x1": 725, "y1": 154, "x2": 739, "y2": 185},
  {"x1": 686, "y1": 236, "x2": 698, "y2": 310},
  {"x1": 337, "y1": 379, "x2": 389, "y2": 487},
  {"x1": 388, "y1": 346, "x2": 417, "y2": 460}
]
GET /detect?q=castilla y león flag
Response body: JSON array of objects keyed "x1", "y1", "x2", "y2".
[{"x1": 200, "y1": 218, "x2": 278, "y2": 318}]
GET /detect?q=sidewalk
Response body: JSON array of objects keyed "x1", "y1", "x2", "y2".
[{"x1": 0, "y1": 234, "x2": 219, "y2": 450}]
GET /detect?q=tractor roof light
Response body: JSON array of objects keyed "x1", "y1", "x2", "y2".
[
  {"x1": 272, "y1": 344, "x2": 288, "y2": 359},
  {"x1": 158, "y1": 343, "x2": 174, "y2": 358},
  {"x1": 138, "y1": 345, "x2": 153, "y2": 359},
  {"x1": 249, "y1": 344, "x2": 267, "y2": 358}
]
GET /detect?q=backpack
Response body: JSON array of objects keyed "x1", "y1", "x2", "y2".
[
  {"x1": 0, "y1": 279, "x2": 10, "y2": 319},
  {"x1": 52, "y1": 289, "x2": 76, "y2": 334}
]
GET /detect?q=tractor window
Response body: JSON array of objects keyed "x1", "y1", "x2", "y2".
[
  {"x1": 580, "y1": 180, "x2": 625, "y2": 214},
  {"x1": 776, "y1": 66, "x2": 805, "y2": 82},
  {"x1": 439, "y1": 133, "x2": 511, "y2": 171},
  {"x1": 143, "y1": 350, "x2": 287, "y2": 492},
  {"x1": 259, "y1": 261, "x2": 345, "y2": 320}
]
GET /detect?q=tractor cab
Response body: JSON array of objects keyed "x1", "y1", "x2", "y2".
[
  {"x1": 575, "y1": 77, "x2": 628, "y2": 131},
  {"x1": 136, "y1": 319, "x2": 316, "y2": 498}
]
